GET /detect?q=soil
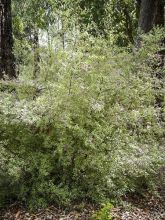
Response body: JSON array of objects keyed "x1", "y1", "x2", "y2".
[{"x1": 0, "y1": 195, "x2": 165, "y2": 220}]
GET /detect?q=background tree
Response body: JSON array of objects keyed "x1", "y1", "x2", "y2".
[
  {"x1": 107, "y1": 0, "x2": 137, "y2": 46},
  {"x1": 77, "y1": 0, "x2": 109, "y2": 37},
  {"x1": 0, "y1": 0, "x2": 16, "y2": 79},
  {"x1": 138, "y1": 0, "x2": 165, "y2": 32},
  {"x1": 13, "y1": 0, "x2": 57, "y2": 78},
  {"x1": 155, "y1": 0, "x2": 165, "y2": 27}
]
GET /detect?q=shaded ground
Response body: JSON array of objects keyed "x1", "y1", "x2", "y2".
[
  {"x1": 0, "y1": 204, "x2": 94, "y2": 220},
  {"x1": 0, "y1": 195, "x2": 165, "y2": 219},
  {"x1": 113, "y1": 195, "x2": 165, "y2": 220}
]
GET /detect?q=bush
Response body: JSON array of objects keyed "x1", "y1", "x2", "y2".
[{"x1": 0, "y1": 31, "x2": 164, "y2": 209}]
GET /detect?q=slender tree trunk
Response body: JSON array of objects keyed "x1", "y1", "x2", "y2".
[
  {"x1": 33, "y1": 28, "x2": 40, "y2": 78},
  {"x1": 155, "y1": 0, "x2": 165, "y2": 108},
  {"x1": 61, "y1": 20, "x2": 65, "y2": 50},
  {"x1": 155, "y1": 0, "x2": 165, "y2": 72},
  {"x1": 123, "y1": 6, "x2": 134, "y2": 44},
  {"x1": 0, "y1": 0, "x2": 16, "y2": 79},
  {"x1": 136, "y1": 0, "x2": 141, "y2": 20}
]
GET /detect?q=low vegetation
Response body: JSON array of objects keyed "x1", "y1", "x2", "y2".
[{"x1": 0, "y1": 30, "x2": 164, "y2": 210}]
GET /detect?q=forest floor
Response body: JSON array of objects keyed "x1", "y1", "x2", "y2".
[{"x1": 0, "y1": 194, "x2": 165, "y2": 220}]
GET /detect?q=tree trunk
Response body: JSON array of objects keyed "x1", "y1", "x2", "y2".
[
  {"x1": 33, "y1": 28, "x2": 40, "y2": 78},
  {"x1": 136, "y1": 0, "x2": 141, "y2": 20},
  {"x1": 123, "y1": 6, "x2": 134, "y2": 44},
  {"x1": 138, "y1": 0, "x2": 158, "y2": 33},
  {"x1": 0, "y1": 0, "x2": 16, "y2": 79},
  {"x1": 155, "y1": 0, "x2": 165, "y2": 108}
]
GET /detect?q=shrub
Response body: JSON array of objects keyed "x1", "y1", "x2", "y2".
[{"x1": 0, "y1": 30, "x2": 164, "y2": 209}]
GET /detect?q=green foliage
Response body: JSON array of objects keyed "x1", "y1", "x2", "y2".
[
  {"x1": 73, "y1": 0, "x2": 109, "y2": 36},
  {"x1": 92, "y1": 203, "x2": 114, "y2": 220},
  {"x1": 106, "y1": 0, "x2": 137, "y2": 46},
  {"x1": 0, "y1": 30, "x2": 164, "y2": 210}
]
